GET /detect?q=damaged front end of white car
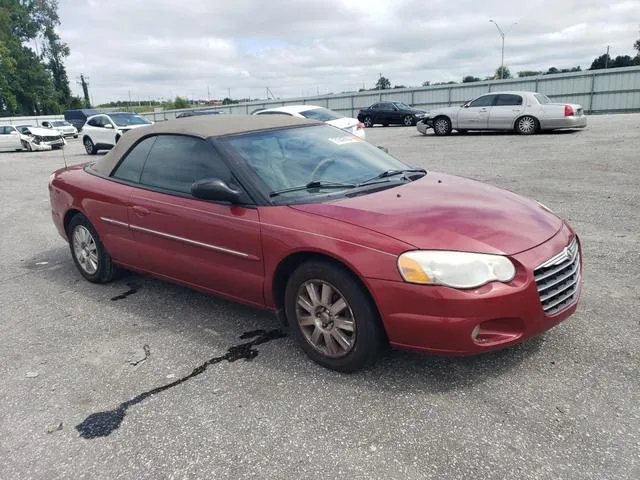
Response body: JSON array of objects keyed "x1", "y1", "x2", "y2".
[{"x1": 20, "y1": 127, "x2": 66, "y2": 152}]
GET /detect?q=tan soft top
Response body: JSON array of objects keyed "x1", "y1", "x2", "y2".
[{"x1": 91, "y1": 114, "x2": 320, "y2": 176}]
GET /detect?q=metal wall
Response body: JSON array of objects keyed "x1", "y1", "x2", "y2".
[
  {"x1": 2, "y1": 66, "x2": 639, "y2": 126},
  {"x1": 142, "y1": 66, "x2": 640, "y2": 122}
]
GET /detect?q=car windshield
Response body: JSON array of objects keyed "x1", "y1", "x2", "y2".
[
  {"x1": 298, "y1": 107, "x2": 342, "y2": 122},
  {"x1": 109, "y1": 113, "x2": 152, "y2": 127},
  {"x1": 52, "y1": 121, "x2": 70, "y2": 127},
  {"x1": 534, "y1": 94, "x2": 552, "y2": 104},
  {"x1": 220, "y1": 124, "x2": 413, "y2": 201}
]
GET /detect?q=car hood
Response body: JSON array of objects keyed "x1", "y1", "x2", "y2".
[
  {"x1": 25, "y1": 127, "x2": 58, "y2": 136},
  {"x1": 290, "y1": 173, "x2": 563, "y2": 256}
]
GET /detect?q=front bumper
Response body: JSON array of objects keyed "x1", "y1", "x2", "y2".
[
  {"x1": 416, "y1": 118, "x2": 435, "y2": 134},
  {"x1": 367, "y1": 224, "x2": 582, "y2": 355}
]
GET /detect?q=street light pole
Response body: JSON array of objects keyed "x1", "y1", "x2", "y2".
[{"x1": 489, "y1": 19, "x2": 506, "y2": 79}]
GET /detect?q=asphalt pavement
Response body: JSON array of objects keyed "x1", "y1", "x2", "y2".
[{"x1": 0, "y1": 115, "x2": 638, "y2": 479}]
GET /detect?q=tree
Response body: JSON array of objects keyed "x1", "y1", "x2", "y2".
[
  {"x1": 421, "y1": 80, "x2": 430, "y2": 87},
  {"x1": 590, "y1": 53, "x2": 639, "y2": 70},
  {"x1": 393, "y1": 84, "x2": 406, "y2": 89},
  {"x1": 634, "y1": 29, "x2": 639, "y2": 57},
  {"x1": 518, "y1": 70, "x2": 540, "y2": 77},
  {"x1": 495, "y1": 66, "x2": 512, "y2": 79},
  {"x1": 462, "y1": 76, "x2": 480, "y2": 83},
  {"x1": 0, "y1": 0, "x2": 73, "y2": 116},
  {"x1": 375, "y1": 76, "x2": 391, "y2": 90},
  {"x1": 173, "y1": 96, "x2": 189, "y2": 109}
]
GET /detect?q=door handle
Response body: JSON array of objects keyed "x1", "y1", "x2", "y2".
[
  {"x1": 132, "y1": 206, "x2": 150, "y2": 217},
  {"x1": 480, "y1": 108, "x2": 488, "y2": 112}
]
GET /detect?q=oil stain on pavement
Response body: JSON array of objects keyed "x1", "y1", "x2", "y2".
[{"x1": 75, "y1": 328, "x2": 287, "y2": 439}]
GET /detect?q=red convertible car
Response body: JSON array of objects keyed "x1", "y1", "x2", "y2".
[{"x1": 48, "y1": 115, "x2": 582, "y2": 372}]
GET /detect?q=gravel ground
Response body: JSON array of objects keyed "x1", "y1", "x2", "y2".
[{"x1": 0, "y1": 115, "x2": 638, "y2": 480}]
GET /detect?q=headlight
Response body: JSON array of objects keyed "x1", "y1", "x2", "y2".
[
  {"x1": 33, "y1": 136, "x2": 42, "y2": 144},
  {"x1": 397, "y1": 250, "x2": 516, "y2": 289}
]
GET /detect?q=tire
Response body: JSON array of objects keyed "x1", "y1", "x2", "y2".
[
  {"x1": 515, "y1": 116, "x2": 539, "y2": 135},
  {"x1": 23, "y1": 140, "x2": 32, "y2": 152},
  {"x1": 363, "y1": 116, "x2": 373, "y2": 128},
  {"x1": 382, "y1": 123, "x2": 389, "y2": 127},
  {"x1": 403, "y1": 115, "x2": 414, "y2": 126},
  {"x1": 457, "y1": 129, "x2": 469, "y2": 135},
  {"x1": 67, "y1": 214, "x2": 120, "y2": 283},
  {"x1": 433, "y1": 116, "x2": 452, "y2": 136},
  {"x1": 83, "y1": 136, "x2": 97, "y2": 154},
  {"x1": 73, "y1": 134, "x2": 78, "y2": 139},
  {"x1": 284, "y1": 260, "x2": 385, "y2": 372}
]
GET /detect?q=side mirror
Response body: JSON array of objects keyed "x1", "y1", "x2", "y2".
[
  {"x1": 191, "y1": 178, "x2": 242, "y2": 203},
  {"x1": 377, "y1": 145, "x2": 389, "y2": 154},
  {"x1": 104, "y1": 123, "x2": 114, "y2": 129}
]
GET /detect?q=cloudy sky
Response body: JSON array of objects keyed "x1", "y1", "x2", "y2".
[{"x1": 57, "y1": 0, "x2": 639, "y2": 104}]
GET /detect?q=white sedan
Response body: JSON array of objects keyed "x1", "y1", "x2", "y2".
[
  {"x1": 0, "y1": 125, "x2": 24, "y2": 151},
  {"x1": 82, "y1": 112, "x2": 153, "y2": 154},
  {"x1": 41, "y1": 120, "x2": 79, "y2": 138},
  {"x1": 253, "y1": 105, "x2": 366, "y2": 139},
  {"x1": 417, "y1": 91, "x2": 587, "y2": 136}
]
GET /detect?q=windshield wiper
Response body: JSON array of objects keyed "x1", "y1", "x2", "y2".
[
  {"x1": 269, "y1": 180, "x2": 356, "y2": 197},
  {"x1": 357, "y1": 168, "x2": 426, "y2": 186}
]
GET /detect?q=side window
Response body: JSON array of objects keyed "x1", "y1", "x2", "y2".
[
  {"x1": 469, "y1": 95, "x2": 496, "y2": 108},
  {"x1": 370, "y1": 103, "x2": 380, "y2": 109},
  {"x1": 87, "y1": 117, "x2": 99, "y2": 127},
  {"x1": 379, "y1": 102, "x2": 394, "y2": 111},
  {"x1": 111, "y1": 136, "x2": 157, "y2": 183},
  {"x1": 139, "y1": 135, "x2": 231, "y2": 194},
  {"x1": 0, "y1": 127, "x2": 8, "y2": 134},
  {"x1": 495, "y1": 94, "x2": 523, "y2": 106}
]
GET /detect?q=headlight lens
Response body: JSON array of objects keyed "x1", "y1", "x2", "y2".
[{"x1": 397, "y1": 250, "x2": 516, "y2": 289}]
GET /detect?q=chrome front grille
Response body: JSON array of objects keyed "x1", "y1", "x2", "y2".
[{"x1": 534, "y1": 238, "x2": 581, "y2": 315}]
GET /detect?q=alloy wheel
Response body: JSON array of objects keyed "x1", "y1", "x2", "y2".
[
  {"x1": 72, "y1": 225, "x2": 99, "y2": 275},
  {"x1": 295, "y1": 279, "x2": 356, "y2": 358},
  {"x1": 434, "y1": 118, "x2": 451, "y2": 135},
  {"x1": 364, "y1": 116, "x2": 373, "y2": 128},
  {"x1": 403, "y1": 115, "x2": 414, "y2": 126},
  {"x1": 517, "y1": 116, "x2": 537, "y2": 134}
]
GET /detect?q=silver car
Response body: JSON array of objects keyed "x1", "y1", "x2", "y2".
[{"x1": 417, "y1": 91, "x2": 587, "y2": 136}]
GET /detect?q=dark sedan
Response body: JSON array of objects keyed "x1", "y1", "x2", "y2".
[{"x1": 357, "y1": 101, "x2": 428, "y2": 127}]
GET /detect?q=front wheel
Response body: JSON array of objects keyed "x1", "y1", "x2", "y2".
[
  {"x1": 403, "y1": 115, "x2": 414, "y2": 126},
  {"x1": 433, "y1": 116, "x2": 452, "y2": 136},
  {"x1": 83, "y1": 136, "x2": 97, "y2": 154},
  {"x1": 515, "y1": 116, "x2": 539, "y2": 135},
  {"x1": 284, "y1": 260, "x2": 385, "y2": 372},
  {"x1": 67, "y1": 214, "x2": 120, "y2": 283},
  {"x1": 363, "y1": 116, "x2": 373, "y2": 128}
]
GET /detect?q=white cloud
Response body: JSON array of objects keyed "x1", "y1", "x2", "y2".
[{"x1": 57, "y1": 0, "x2": 640, "y2": 103}]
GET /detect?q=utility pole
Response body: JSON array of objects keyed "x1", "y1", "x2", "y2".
[
  {"x1": 207, "y1": 85, "x2": 210, "y2": 102},
  {"x1": 128, "y1": 90, "x2": 132, "y2": 110},
  {"x1": 76, "y1": 74, "x2": 91, "y2": 108},
  {"x1": 228, "y1": 87, "x2": 231, "y2": 99},
  {"x1": 605, "y1": 45, "x2": 610, "y2": 68}
]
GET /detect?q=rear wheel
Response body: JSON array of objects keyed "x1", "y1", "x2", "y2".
[
  {"x1": 284, "y1": 260, "x2": 385, "y2": 372},
  {"x1": 433, "y1": 116, "x2": 452, "y2": 136},
  {"x1": 67, "y1": 214, "x2": 119, "y2": 283},
  {"x1": 515, "y1": 116, "x2": 539, "y2": 135},
  {"x1": 83, "y1": 136, "x2": 97, "y2": 154}
]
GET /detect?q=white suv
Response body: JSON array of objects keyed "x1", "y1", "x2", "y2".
[{"x1": 82, "y1": 112, "x2": 153, "y2": 154}]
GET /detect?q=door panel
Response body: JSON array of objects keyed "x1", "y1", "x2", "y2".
[
  {"x1": 457, "y1": 94, "x2": 496, "y2": 129},
  {"x1": 489, "y1": 94, "x2": 525, "y2": 129},
  {"x1": 83, "y1": 182, "x2": 140, "y2": 267},
  {"x1": 457, "y1": 107, "x2": 490, "y2": 129},
  {"x1": 128, "y1": 190, "x2": 265, "y2": 306}
]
